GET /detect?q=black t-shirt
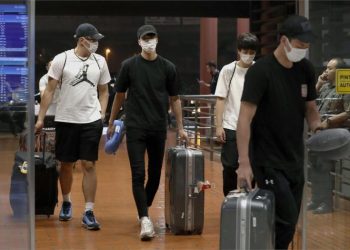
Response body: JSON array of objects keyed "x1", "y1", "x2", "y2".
[
  {"x1": 241, "y1": 54, "x2": 316, "y2": 171},
  {"x1": 116, "y1": 54, "x2": 179, "y2": 131},
  {"x1": 210, "y1": 70, "x2": 219, "y2": 94}
]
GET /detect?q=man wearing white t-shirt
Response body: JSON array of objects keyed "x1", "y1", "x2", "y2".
[
  {"x1": 35, "y1": 23, "x2": 110, "y2": 230},
  {"x1": 215, "y1": 33, "x2": 259, "y2": 195}
]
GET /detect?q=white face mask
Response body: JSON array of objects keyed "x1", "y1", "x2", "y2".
[
  {"x1": 239, "y1": 52, "x2": 255, "y2": 65},
  {"x1": 284, "y1": 39, "x2": 308, "y2": 62},
  {"x1": 140, "y1": 38, "x2": 157, "y2": 53},
  {"x1": 83, "y1": 39, "x2": 99, "y2": 54}
]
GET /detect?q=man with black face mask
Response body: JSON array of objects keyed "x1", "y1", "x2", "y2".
[
  {"x1": 236, "y1": 15, "x2": 322, "y2": 249},
  {"x1": 107, "y1": 24, "x2": 188, "y2": 241},
  {"x1": 35, "y1": 23, "x2": 110, "y2": 230}
]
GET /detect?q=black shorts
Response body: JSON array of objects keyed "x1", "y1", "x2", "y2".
[{"x1": 55, "y1": 120, "x2": 103, "y2": 162}]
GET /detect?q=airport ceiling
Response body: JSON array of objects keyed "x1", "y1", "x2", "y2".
[{"x1": 36, "y1": 0, "x2": 252, "y2": 17}]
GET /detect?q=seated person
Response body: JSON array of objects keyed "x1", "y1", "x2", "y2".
[{"x1": 308, "y1": 57, "x2": 350, "y2": 214}]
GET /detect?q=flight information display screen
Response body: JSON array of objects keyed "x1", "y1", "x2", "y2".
[{"x1": 0, "y1": 4, "x2": 28, "y2": 103}]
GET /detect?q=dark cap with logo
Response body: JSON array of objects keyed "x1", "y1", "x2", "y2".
[
  {"x1": 137, "y1": 24, "x2": 157, "y2": 39},
  {"x1": 74, "y1": 23, "x2": 104, "y2": 40},
  {"x1": 279, "y1": 15, "x2": 316, "y2": 43}
]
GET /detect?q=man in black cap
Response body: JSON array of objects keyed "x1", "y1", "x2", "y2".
[
  {"x1": 107, "y1": 24, "x2": 188, "y2": 241},
  {"x1": 35, "y1": 23, "x2": 110, "y2": 230},
  {"x1": 236, "y1": 15, "x2": 322, "y2": 249}
]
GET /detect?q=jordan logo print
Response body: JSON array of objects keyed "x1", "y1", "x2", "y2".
[{"x1": 70, "y1": 64, "x2": 95, "y2": 87}]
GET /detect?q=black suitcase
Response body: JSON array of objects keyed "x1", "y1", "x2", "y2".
[
  {"x1": 220, "y1": 188, "x2": 275, "y2": 250},
  {"x1": 9, "y1": 150, "x2": 58, "y2": 217},
  {"x1": 165, "y1": 145, "x2": 209, "y2": 235}
]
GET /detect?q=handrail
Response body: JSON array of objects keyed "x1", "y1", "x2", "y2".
[{"x1": 176, "y1": 95, "x2": 220, "y2": 161}]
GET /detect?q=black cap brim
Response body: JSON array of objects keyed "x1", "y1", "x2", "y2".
[
  {"x1": 91, "y1": 33, "x2": 104, "y2": 40},
  {"x1": 73, "y1": 33, "x2": 104, "y2": 40},
  {"x1": 293, "y1": 31, "x2": 317, "y2": 43},
  {"x1": 139, "y1": 31, "x2": 157, "y2": 39}
]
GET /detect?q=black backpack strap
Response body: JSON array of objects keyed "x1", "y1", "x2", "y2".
[
  {"x1": 59, "y1": 52, "x2": 67, "y2": 88},
  {"x1": 226, "y1": 62, "x2": 237, "y2": 99},
  {"x1": 92, "y1": 54, "x2": 101, "y2": 70}
]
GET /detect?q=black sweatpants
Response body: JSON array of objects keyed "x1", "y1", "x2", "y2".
[
  {"x1": 126, "y1": 127, "x2": 167, "y2": 218},
  {"x1": 254, "y1": 166, "x2": 304, "y2": 250},
  {"x1": 221, "y1": 129, "x2": 239, "y2": 196}
]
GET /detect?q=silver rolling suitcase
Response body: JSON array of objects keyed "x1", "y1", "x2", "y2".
[
  {"x1": 165, "y1": 145, "x2": 210, "y2": 235},
  {"x1": 220, "y1": 188, "x2": 275, "y2": 250}
]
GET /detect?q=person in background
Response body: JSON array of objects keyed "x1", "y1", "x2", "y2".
[
  {"x1": 215, "y1": 32, "x2": 259, "y2": 196},
  {"x1": 35, "y1": 23, "x2": 110, "y2": 230},
  {"x1": 38, "y1": 59, "x2": 59, "y2": 126},
  {"x1": 107, "y1": 24, "x2": 187, "y2": 241},
  {"x1": 308, "y1": 58, "x2": 350, "y2": 214},
  {"x1": 236, "y1": 15, "x2": 321, "y2": 249},
  {"x1": 198, "y1": 61, "x2": 220, "y2": 94}
]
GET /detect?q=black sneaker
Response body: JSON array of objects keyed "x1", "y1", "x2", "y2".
[
  {"x1": 82, "y1": 210, "x2": 100, "y2": 230},
  {"x1": 59, "y1": 201, "x2": 72, "y2": 221}
]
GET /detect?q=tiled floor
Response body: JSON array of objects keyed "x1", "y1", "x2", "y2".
[{"x1": 1, "y1": 131, "x2": 350, "y2": 249}]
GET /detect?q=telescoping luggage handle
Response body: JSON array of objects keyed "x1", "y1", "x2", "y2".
[
  {"x1": 19, "y1": 130, "x2": 47, "y2": 159},
  {"x1": 35, "y1": 132, "x2": 47, "y2": 160},
  {"x1": 17, "y1": 132, "x2": 47, "y2": 175}
]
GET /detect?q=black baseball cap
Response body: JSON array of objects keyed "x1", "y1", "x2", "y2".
[
  {"x1": 74, "y1": 23, "x2": 104, "y2": 40},
  {"x1": 279, "y1": 15, "x2": 316, "y2": 43},
  {"x1": 137, "y1": 24, "x2": 157, "y2": 39}
]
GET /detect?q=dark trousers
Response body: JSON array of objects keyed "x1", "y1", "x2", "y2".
[
  {"x1": 255, "y1": 167, "x2": 304, "y2": 250},
  {"x1": 126, "y1": 127, "x2": 167, "y2": 218},
  {"x1": 221, "y1": 129, "x2": 239, "y2": 196},
  {"x1": 309, "y1": 152, "x2": 334, "y2": 206}
]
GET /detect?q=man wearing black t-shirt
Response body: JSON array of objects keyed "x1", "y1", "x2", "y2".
[
  {"x1": 236, "y1": 15, "x2": 322, "y2": 249},
  {"x1": 198, "y1": 61, "x2": 220, "y2": 94},
  {"x1": 107, "y1": 24, "x2": 187, "y2": 241}
]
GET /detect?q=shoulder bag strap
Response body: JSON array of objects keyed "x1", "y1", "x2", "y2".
[
  {"x1": 59, "y1": 52, "x2": 67, "y2": 89},
  {"x1": 226, "y1": 62, "x2": 237, "y2": 99}
]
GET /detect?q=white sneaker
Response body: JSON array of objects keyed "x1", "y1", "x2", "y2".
[{"x1": 139, "y1": 216, "x2": 155, "y2": 241}]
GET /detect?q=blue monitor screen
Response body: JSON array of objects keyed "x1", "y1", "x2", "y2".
[{"x1": 0, "y1": 4, "x2": 28, "y2": 103}]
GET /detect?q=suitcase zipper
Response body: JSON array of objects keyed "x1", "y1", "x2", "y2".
[{"x1": 185, "y1": 149, "x2": 194, "y2": 232}]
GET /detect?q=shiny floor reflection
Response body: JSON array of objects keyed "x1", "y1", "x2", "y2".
[{"x1": 1, "y1": 131, "x2": 350, "y2": 250}]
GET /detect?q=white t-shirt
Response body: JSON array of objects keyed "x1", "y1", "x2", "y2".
[
  {"x1": 48, "y1": 49, "x2": 111, "y2": 123},
  {"x1": 39, "y1": 73, "x2": 60, "y2": 116},
  {"x1": 215, "y1": 61, "x2": 249, "y2": 130}
]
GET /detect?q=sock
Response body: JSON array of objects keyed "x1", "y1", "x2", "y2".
[
  {"x1": 63, "y1": 193, "x2": 71, "y2": 202},
  {"x1": 85, "y1": 202, "x2": 94, "y2": 212}
]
